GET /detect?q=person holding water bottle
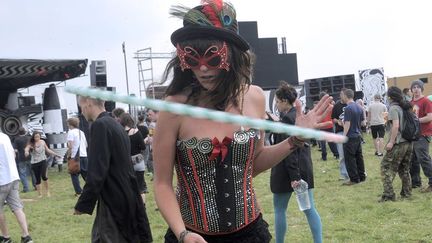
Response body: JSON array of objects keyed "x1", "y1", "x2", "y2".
[{"x1": 270, "y1": 81, "x2": 323, "y2": 243}]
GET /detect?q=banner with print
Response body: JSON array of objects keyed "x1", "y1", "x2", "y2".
[{"x1": 358, "y1": 68, "x2": 387, "y2": 107}]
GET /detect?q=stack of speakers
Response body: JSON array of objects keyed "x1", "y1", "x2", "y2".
[
  {"x1": 304, "y1": 74, "x2": 355, "y2": 109},
  {"x1": 90, "y1": 60, "x2": 107, "y2": 87},
  {"x1": 89, "y1": 60, "x2": 116, "y2": 112}
]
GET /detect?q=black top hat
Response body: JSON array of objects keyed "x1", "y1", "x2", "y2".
[{"x1": 170, "y1": 1, "x2": 249, "y2": 51}]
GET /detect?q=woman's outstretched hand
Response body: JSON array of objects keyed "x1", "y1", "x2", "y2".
[{"x1": 295, "y1": 95, "x2": 333, "y2": 130}]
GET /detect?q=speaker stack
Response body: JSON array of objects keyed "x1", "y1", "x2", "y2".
[
  {"x1": 304, "y1": 74, "x2": 355, "y2": 109},
  {"x1": 89, "y1": 60, "x2": 116, "y2": 112},
  {"x1": 90, "y1": 60, "x2": 107, "y2": 87}
]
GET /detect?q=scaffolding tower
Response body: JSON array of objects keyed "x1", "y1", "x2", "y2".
[{"x1": 134, "y1": 48, "x2": 172, "y2": 99}]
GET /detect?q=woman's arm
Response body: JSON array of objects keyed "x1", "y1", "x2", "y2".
[
  {"x1": 153, "y1": 96, "x2": 206, "y2": 242},
  {"x1": 24, "y1": 144, "x2": 31, "y2": 157},
  {"x1": 66, "y1": 132, "x2": 74, "y2": 158},
  {"x1": 153, "y1": 110, "x2": 182, "y2": 234},
  {"x1": 386, "y1": 119, "x2": 399, "y2": 151},
  {"x1": 253, "y1": 130, "x2": 300, "y2": 176},
  {"x1": 66, "y1": 141, "x2": 73, "y2": 158},
  {"x1": 43, "y1": 141, "x2": 60, "y2": 157}
]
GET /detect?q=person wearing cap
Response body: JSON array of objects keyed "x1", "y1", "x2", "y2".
[
  {"x1": 367, "y1": 94, "x2": 387, "y2": 156},
  {"x1": 409, "y1": 80, "x2": 432, "y2": 192},
  {"x1": 152, "y1": 1, "x2": 333, "y2": 242}
]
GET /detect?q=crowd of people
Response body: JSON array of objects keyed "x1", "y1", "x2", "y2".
[
  {"x1": 1, "y1": 106, "x2": 158, "y2": 243},
  {"x1": 1, "y1": 0, "x2": 432, "y2": 242},
  {"x1": 3, "y1": 81, "x2": 429, "y2": 243},
  {"x1": 311, "y1": 80, "x2": 432, "y2": 202}
]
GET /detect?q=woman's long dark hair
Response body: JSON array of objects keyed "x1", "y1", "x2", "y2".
[
  {"x1": 161, "y1": 39, "x2": 254, "y2": 111},
  {"x1": 387, "y1": 86, "x2": 412, "y2": 111}
]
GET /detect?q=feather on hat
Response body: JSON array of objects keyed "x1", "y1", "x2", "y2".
[{"x1": 170, "y1": 0, "x2": 249, "y2": 51}]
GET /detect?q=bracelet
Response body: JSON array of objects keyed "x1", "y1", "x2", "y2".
[
  {"x1": 178, "y1": 229, "x2": 190, "y2": 243},
  {"x1": 287, "y1": 136, "x2": 305, "y2": 150}
]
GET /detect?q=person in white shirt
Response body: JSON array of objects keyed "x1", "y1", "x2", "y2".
[
  {"x1": 0, "y1": 132, "x2": 33, "y2": 243},
  {"x1": 367, "y1": 94, "x2": 388, "y2": 156},
  {"x1": 66, "y1": 117, "x2": 88, "y2": 196}
]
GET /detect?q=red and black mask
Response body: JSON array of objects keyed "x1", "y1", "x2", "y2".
[{"x1": 176, "y1": 42, "x2": 230, "y2": 71}]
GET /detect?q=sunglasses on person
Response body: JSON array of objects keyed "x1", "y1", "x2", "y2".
[{"x1": 176, "y1": 42, "x2": 230, "y2": 71}]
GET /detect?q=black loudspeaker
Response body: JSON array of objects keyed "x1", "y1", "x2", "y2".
[
  {"x1": 104, "y1": 86, "x2": 116, "y2": 112},
  {"x1": 18, "y1": 96, "x2": 35, "y2": 108},
  {"x1": 90, "y1": 60, "x2": 107, "y2": 87},
  {"x1": 419, "y1": 77, "x2": 428, "y2": 84},
  {"x1": 238, "y1": 22, "x2": 299, "y2": 89},
  {"x1": 304, "y1": 74, "x2": 355, "y2": 108},
  {"x1": 0, "y1": 91, "x2": 9, "y2": 109},
  {"x1": 354, "y1": 91, "x2": 364, "y2": 101}
]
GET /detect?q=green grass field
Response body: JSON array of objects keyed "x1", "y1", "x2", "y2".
[{"x1": 3, "y1": 135, "x2": 432, "y2": 242}]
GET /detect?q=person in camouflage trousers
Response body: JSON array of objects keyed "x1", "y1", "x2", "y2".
[
  {"x1": 380, "y1": 86, "x2": 414, "y2": 202},
  {"x1": 381, "y1": 142, "x2": 413, "y2": 201}
]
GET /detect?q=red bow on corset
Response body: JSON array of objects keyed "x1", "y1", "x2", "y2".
[{"x1": 209, "y1": 137, "x2": 232, "y2": 162}]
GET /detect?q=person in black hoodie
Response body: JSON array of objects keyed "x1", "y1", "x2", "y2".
[{"x1": 270, "y1": 81, "x2": 322, "y2": 243}]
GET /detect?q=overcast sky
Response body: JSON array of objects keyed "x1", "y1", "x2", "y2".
[{"x1": 1, "y1": 0, "x2": 431, "y2": 111}]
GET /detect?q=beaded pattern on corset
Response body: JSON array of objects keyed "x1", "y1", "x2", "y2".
[{"x1": 175, "y1": 128, "x2": 261, "y2": 234}]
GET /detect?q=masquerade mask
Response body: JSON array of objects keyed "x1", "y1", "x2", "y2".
[{"x1": 176, "y1": 42, "x2": 230, "y2": 71}]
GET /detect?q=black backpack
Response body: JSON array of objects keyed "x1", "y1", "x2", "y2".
[{"x1": 401, "y1": 109, "x2": 421, "y2": 142}]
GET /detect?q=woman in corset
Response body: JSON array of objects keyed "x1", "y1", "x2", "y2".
[{"x1": 152, "y1": 0, "x2": 333, "y2": 242}]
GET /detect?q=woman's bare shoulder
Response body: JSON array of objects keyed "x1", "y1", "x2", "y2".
[
  {"x1": 241, "y1": 85, "x2": 266, "y2": 119},
  {"x1": 246, "y1": 85, "x2": 265, "y2": 103}
]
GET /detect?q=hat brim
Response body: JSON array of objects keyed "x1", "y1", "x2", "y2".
[{"x1": 171, "y1": 26, "x2": 250, "y2": 51}]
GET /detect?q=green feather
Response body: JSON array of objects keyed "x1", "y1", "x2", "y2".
[{"x1": 220, "y1": 2, "x2": 236, "y2": 28}]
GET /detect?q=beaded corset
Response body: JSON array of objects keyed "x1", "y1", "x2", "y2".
[{"x1": 175, "y1": 128, "x2": 261, "y2": 234}]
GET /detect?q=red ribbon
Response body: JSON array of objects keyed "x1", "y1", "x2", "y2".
[{"x1": 209, "y1": 137, "x2": 232, "y2": 162}]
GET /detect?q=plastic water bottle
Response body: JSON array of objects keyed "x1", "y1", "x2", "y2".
[{"x1": 294, "y1": 179, "x2": 311, "y2": 211}]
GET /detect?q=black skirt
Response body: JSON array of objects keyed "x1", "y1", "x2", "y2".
[{"x1": 164, "y1": 214, "x2": 271, "y2": 243}]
